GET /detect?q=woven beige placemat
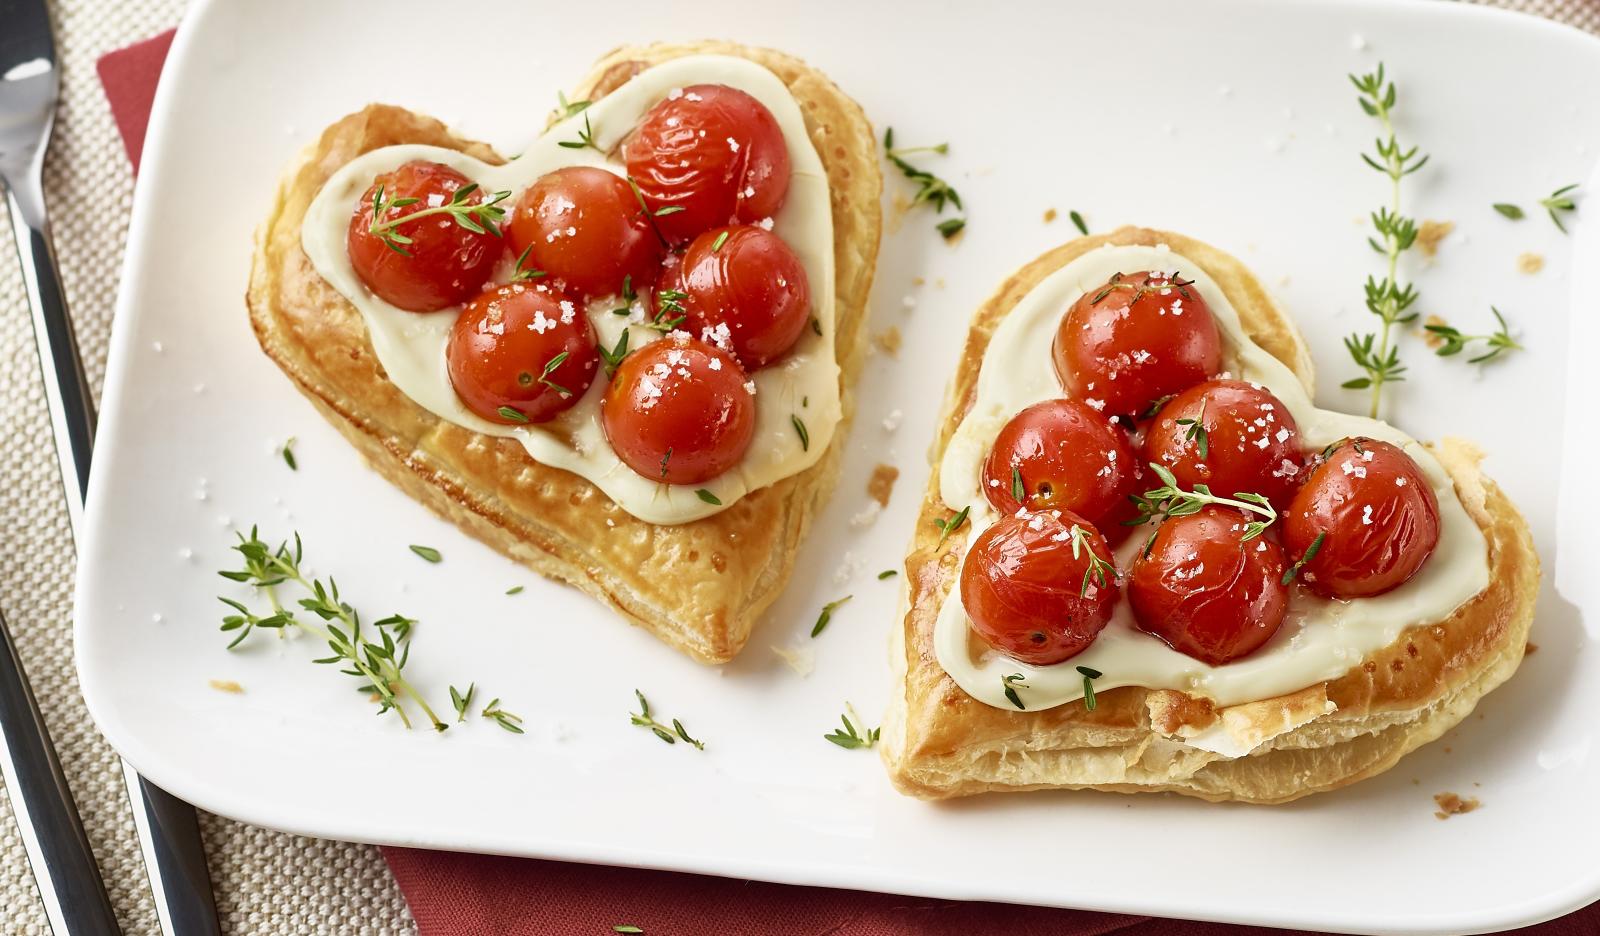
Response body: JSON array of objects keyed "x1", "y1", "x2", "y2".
[{"x1": 0, "y1": 0, "x2": 1589, "y2": 932}]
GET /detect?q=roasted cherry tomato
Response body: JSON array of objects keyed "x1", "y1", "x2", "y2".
[
  {"x1": 1128, "y1": 507, "x2": 1289, "y2": 666},
  {"x1": 601, "y1": 334, "x2": 755, "y2": 484},
  {"x1": 347, "y1": 160, "x2": 502, "y2": 312},
  {"x1": 447, "y1": 283, "x2": 598, "y2": 425},
  {"x1": 505, "y1": 166, "x2": 662, "y2": 300},
  {"x1": 1282, "y1": 438, "x2": 1440, "y2": 598},
  {"x1": 1053, "y1": 270, "x2": 1222, "y2": 419},
  {"x1": 622, "y1": 84, "x2": 790, "y2": 245},
  {"x1": 960, "y1": 510, "x2": 1119, "y2": 666},
  {"x1": 675, "y1": 225, "x2": 810, "y2": 368},
  {"x1": 980, "y1": 399, "x2": 1141, "y2": 530},
  {"x1": 1144, "y1": 379, "x2": 1304, "y2": 509}
]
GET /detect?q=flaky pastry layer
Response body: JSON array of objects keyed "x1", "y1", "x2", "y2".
[{"x1": 246, "y1": 42, "x2": 881, "y2": 663}]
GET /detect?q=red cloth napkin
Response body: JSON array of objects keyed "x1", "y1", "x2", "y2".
[{"x1": 98, "y1": 30, "x2": 1598, "y2": 936}]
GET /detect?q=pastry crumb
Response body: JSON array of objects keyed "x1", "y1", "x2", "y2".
[
  {"x1": 868, "y1": 464, "x2": 900, "y2": 507},
  {"x1": 912, "y1": 276, "x2": 926, "y2": 286},
  {"x1": 1043, "y1": 208, "x2": 1058, "y2": 223},
  {"x1": 209, "y1": 679, "x2": 244, "y2": 694},
  {"x1": 887, "y1": 192, "x2": 911, "y2": 234},
  {"x1": 1416, "y1": 219, "x2": 1454, "y2": 258},
  {"x1": 1517, "y1": 252, "x2": 1544, "y2": 274},
  {"x1": 771, "y1": 644, "x2": 815, "y2": 677},
  {"x1": 872, "y1": 326, "x2": 903, "y2": 357},
  {"x1": 1525, "y1": 641, "x2": 1539, "y2": 655},
  {"x1": 1433, "y1": 792, "x2": 1480, "y2": 820},
  {"x1": 882, "y1": 409, "x2": 903, "y2": 433}
]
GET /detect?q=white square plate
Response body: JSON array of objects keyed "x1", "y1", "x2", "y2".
[{"x1": 77, "y1": 1, "x2": 1600, "y2": 932}]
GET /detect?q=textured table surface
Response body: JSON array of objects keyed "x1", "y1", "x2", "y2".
[{"x1": 0, "y1": 0, "x2": 1591, "y2": 932}]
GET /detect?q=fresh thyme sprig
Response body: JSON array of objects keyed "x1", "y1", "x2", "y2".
[
  {"x1": 556, "y1": 90, "x2": 590, "y2": 119},
  {"x1": 823, "y1": 703, "x2": 880, "y2": 750},
  {"x1": 1066, "y1": 525, "x2": 1118, "y2": 598},
  {"x1": 1127, "y1": 464, "x2": 1277, "y2": 542},
  {"x1": 598, "y1": 329, "x2": 631, "y2": 377},
  {"x1": 811, "y1": 595, "x2": 852, "y2": 638},
  {"x1": 883, "y1": 127, "x2": 966, "y2": 239},
  {"x1": 1345, "y1": 64, "x2": 1429, "y2": 418},
  {"x1": 1002, "y1": 673, "x2": 1028, "y2": 710},
  {"x1": 1541, "y1": 184, "x2": 1580, "y2": 233},
  {"x1": 1175, "y1": 400, "x2": 1209, "y2": 460},
  {"x1": 218, "y1": 528, "x2": 447, "y2": 731},
  {"x1": 1281, "y1": 532, "x2": 1326, "y2": 586},
  {"x1": 450, "y1": 683, "x2": 475, "y2": 722},
  {"x1": 629, "y1": 690, "x2": 704, "y2": 750},
  {"x1": 368, "y1": 182, "x2": 509, "y2": 256},
  {"x1": 280, "y1": 437, "x2": 297, "y2": 471},
  {"x1": 481, "y1": 698, "x2": 524, "y2": 734},
  {"x1": 558, "y1": 111, "x2": 601, "y2": 152},
  {"x1": 1077, "y1": 665, "x2": 1102, "y2": 712},
  {"x1": 509, "y1": 244, "x2": 547, "y2": 283},
  {"x1": 934, "y1": 505, "x2": 970, "y2": 549},
  {"x1": 790, "y1": 414, "x2": 810, "y2": 451},
  {"x1": 1090, "y1": 271, "x2": 1195, "y2": 306},
  {"x1": 1424, "y1": 307, "x2": 1523, "y2": 364},
  {"x1": 647, "y1": 288, "x2": 688, "y2": 333},
  {"x1": 537, "y1": 352, "x2": 571, "y2": 396},
  {"x1": 1492, "y1": 202, "x2": 1525, "y2": 220}
]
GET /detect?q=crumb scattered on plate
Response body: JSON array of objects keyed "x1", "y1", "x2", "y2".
[
  {"x1": 1525, "y1": 641, "x2": 1539, "y2": 655},
  {"x1": 771, "y1": 644, "x2": 815, "y2": 677},
  {"x1": 1416, "y1": 220, "x2": 1454, "y2": 258},
  {"x1": 882, "y1": 409, "x2": 903, "y2": 433},
  {"x1": 888, "y1": 192, "x2": 910, "y2": 234},
  {"x1": 1043, "y1": 208, "x2": 1058, "y2": 223},
  {"x1": 868, "y1": 464, "x2": 900, "y2": 507},
  {"x1": 209, "y1": 679, "x2": 244, "y2": 694},
  {"x1": 1434, "y1": 792, "x2": 1480, "y2": 820},
  {"x1": 1517, "y1": 252, "x2": 1544, "y2": 274},
  {"x1": 873, "y1": 326, "x2": 902, "y2": 357}
]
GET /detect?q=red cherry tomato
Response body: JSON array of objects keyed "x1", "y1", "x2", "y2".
[
  {"x1": 601, "y1": 335, "x2": 756, "y2": 484},
  {"x1": 959, "y1": 510, "x2": 1119, "y2": 666},
  {"x1": 622, "y1": 84, "x2": 790, "y2": 245},
  {"x1": 1128, "y1": 507, "x2": 1290, "y2": 666},
  {"x1": 1053, "y1": 271, "x2": 1222, "y2": 418},
  {"x1": 505, "y1": 166, "x2": 662, "y2": 300},
  {"x1": 1282, "y1": 438, "x2": 1441, "y2": 598},
  {"x1": 675, "y1": 225, "x2": 810, "y2": 368},
  {"x1": 447, "y1": 283, "x2": 598, "y2": 425},
  {"x1": 980, "y1": 399, "x2": 1142, "y2": 530},
  {"x1": 347, "y1": 160, "x2": 502, "y2": 312},
  {"x1": 1144, "y1": 379, "x2": 1304, "y2": 509}
]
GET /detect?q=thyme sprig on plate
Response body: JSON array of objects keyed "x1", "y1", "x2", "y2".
[
  {"x1": 368, "y1": 182, "x2": 509, "y2": 256},
  {"x1": 823, "y1": 703, "x2": 880, "y2": 750},
  {"x1": 1541, "y1": 184, "x2": 1580, "y2": 233},
  {"x1": 280, "y1": 437, "x2": 297, "y2": 471},
  {"x1": 1127, "y1": 464, "x2": 1277, "y2": 542},
  {"x1": 1344, "y1": 64, "x2": 1428, "y2": 418},
  {"x1": 629, "y1": 690, "x2": 705, "y2": 750},
  {"x1": 883, "y1": 127, "x2": 966, "y2": 239},
  {"x1": 811, "y1": 595, "x2": 853, "y2": 638},
  {"x1": 1424, "y1": 307, "x2": 1523, "y2": 364},
  {"x1": 218, "y1": 528, "x2": 447, "y2": 731}
]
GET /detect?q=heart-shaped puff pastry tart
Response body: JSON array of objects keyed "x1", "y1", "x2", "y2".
[{"x1": 247, "y1": 41, "x2": 881, "y2": 662}]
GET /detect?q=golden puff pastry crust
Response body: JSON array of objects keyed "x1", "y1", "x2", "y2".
[
  {"x1": 879, "y1": 227, "x2": 1539, "y2": 803},
  {"x1": 246, "y1": 42, "x2": 881, "y2": 663}
]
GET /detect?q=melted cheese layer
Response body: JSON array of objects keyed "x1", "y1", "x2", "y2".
[
  {"x1": 934, "y1": 243, "x2": 1489, "y2": 712},
  {"x1": 301, "y1": 56, "x2": 838, "y2": 525}
]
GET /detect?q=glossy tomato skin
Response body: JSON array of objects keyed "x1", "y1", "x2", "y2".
[
  {"x1": 1144, "y1": 379, "x2": 1304, "y2": 509},
  {"x1": 980, "y1": 399, "x2": 1142, "y2": 530},
  {"x1": 677, "y1": 225, "x2": 810, "y2": 368},
  {"x1": 505, "y1": 166, "x2": 661, "y2": 300},
  {"x1": 347, "y1": 160, "x2": 501, "y2": 312},
  {"x1": 447, "y1": 283, "x2": 598, "y2": 425},
  {"x1": 601, "y1": 334, "x2": 756, "y2": 485},
  {"x1": 1128, "y1": 507, "x2": 1290, "y2": 666},
  {"x1": 1053, "y1": 271, "x2": 1223, "y2": 419},
  {"x1": 622, "y1": 84, "x2": 790, "y2": 245},
  {"x1": 1282, "y1": 438, "x2": 1441, "y2": 598},
  {"x1": 960, "y1": 510, "x2": 1119, "y2": 666}
]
